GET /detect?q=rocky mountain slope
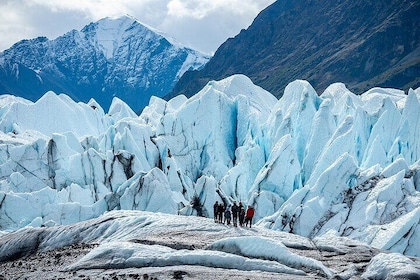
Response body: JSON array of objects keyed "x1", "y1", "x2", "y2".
[
  {"x1": 170, "y1": 0, "x2": 419, "y2": 99},
  {"x1": 0, "y1": 15, "x2": 210, "y2": 112}
]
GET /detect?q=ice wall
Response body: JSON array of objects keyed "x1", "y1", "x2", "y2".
[{"x1": 0, "y1": 75, "x2": 419, "y2": 256}]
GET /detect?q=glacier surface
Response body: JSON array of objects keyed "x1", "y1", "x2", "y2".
[
  {"x1": 0, "y1": 74, "x2": 419, "y2": 258},
  {"x1": 0, "y1": 210, "x2": 418, "y2": 279}
]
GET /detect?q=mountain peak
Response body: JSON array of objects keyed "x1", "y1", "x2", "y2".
[
  {"x1": 82, "y1": 15, "x2": 152, "y2": 60},
  {"x1": 0, "y1": 15, "x2": 210, "y2": 112},
  {"x1": 91, "y1": 15, "x2": 185, "y2": 51}
]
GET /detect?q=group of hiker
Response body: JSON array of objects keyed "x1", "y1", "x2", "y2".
[{"x1": 213, "y1": 201, "x2": 255, "y2": 228}]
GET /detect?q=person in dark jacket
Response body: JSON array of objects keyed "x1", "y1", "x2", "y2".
[
  {"x1": 238, "y1": 202, "x2": 245, "y2": 227},
  {"x1": 213, "y1": 201, "x2": 219, "y2": 222},
  {"x1": 224, "y1": 206, "x2": 232, "y2": 225},
  {"x1": 217, "y1": 203, "x2": 225, "y2": 223},
  {"x1": 231, "y1": 202, "x2": 239, "y2": 227},
  {"x1": 245, "y1": 206, "x2": 255, "y2": 228}
]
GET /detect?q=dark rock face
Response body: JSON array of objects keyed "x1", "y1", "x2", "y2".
[
  {"x1": 170, "y1": 0, "x2": 419, "y2": 99},
  {"x1": 0, "y1": 16, "x2": 209, "y2": 112}
]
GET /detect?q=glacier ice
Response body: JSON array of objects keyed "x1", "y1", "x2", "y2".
[
  {"x1": 67, "y1": 241, "x2": 307, "y2": 275},
  {"x1": 207, "y1": 236, "x2": 334, "y2": 277},
  {"x1": 362, "y1": 252, "x2": 420, "y2": 279},
  {"x1": 0, "y1": 74, "x2": 419, "y2": 258},
  {"x1": 2, "y1": 210, "x2": 418, "y2": 278}
]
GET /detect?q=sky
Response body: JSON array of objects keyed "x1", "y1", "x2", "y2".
[{"x1": 0, "y1": 0, "x2": 276, "y2": 55}]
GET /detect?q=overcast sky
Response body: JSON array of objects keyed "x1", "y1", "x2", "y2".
[{"x1": 0, "y1": 0, "x2": 275, "y2": 55}]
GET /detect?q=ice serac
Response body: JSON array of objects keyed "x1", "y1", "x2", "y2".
[
  {"x1": 248, "y1": 134, "x2": 302, "y2": 221},
  {"x1": 260, "y1": 153, "x2": 359, "y2": 236},
  {"x1": 264, "y1": 80, "x2": 320, "y2": 163},
  {"x1": 302, "y1": 98, "x2": 336, "y2": 182},
  {"x1": 0, "y1": 75, "x2": 419, "y2": 259},
  {"x1": 0, "y1": 91, "x2": 110, "y2": 138}
]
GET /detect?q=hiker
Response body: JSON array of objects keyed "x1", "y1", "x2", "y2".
[
  {"x1": 224, "y1": 206, "x2": 232, "y2": 225},
  {"x1": 245, "y1": 205, "x2": 255, "y2": 228},
  {"x1": 231, "y1": 202, "x2": 239, "y2": 227},
  {"x1": 217, "y1": 202, "x2": 225, "y2": 223},
  {"x1": 213, "y1": 201, "x2": 219, "y2": 222},
  {"x1": 238, "y1": 202, "x2": 245, "y2": 227}
]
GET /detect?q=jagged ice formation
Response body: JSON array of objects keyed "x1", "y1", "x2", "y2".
[{"x1": 0, "y1": 75, "x2": 419, "y2": 257}]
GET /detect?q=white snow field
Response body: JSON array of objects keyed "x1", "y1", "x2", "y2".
[{"x1": 0, "y1": 74, "x2": 419, "y2": 277}]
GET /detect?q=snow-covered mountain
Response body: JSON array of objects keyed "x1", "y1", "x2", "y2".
[
  {"x1": 0, "y1": 15, "x2": 210, "y2": 112},
  {"x1": 0, "y1": 75, "x2": 419, "y2": 261}
]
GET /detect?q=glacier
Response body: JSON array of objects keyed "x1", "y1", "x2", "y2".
[{"x1": 0, "y1": 74, "x2": 419, "y2": 259}]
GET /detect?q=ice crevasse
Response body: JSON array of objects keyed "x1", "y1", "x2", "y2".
[{"x1": 0, "y1": 74, "x2": 419, "y2": 257}]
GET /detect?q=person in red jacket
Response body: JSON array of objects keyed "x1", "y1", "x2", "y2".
[{"x1": 245, "y1": 206, "x2": 255, "y2": 228}]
